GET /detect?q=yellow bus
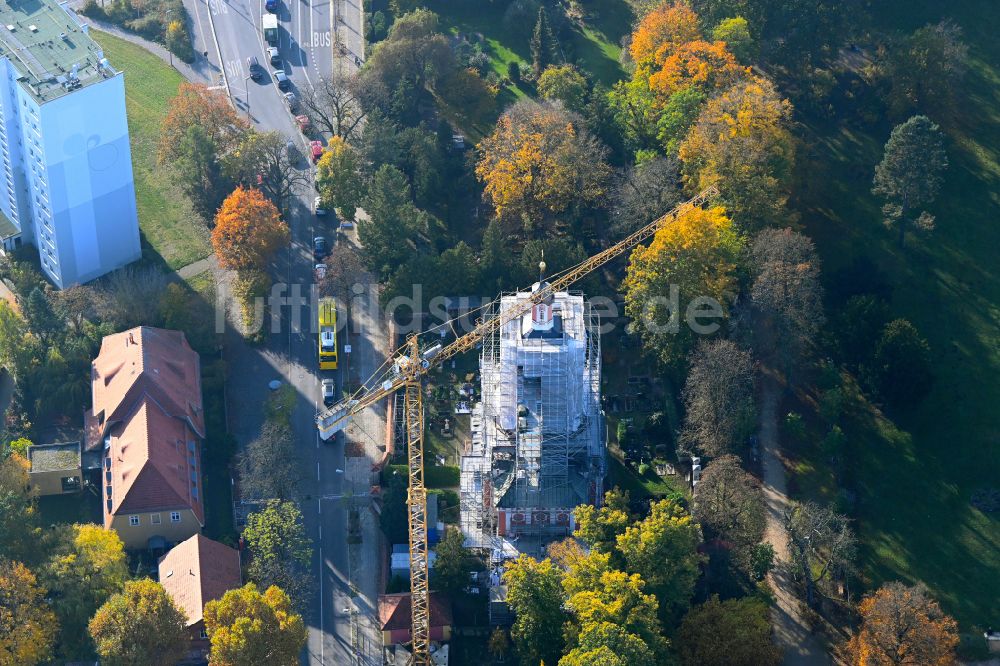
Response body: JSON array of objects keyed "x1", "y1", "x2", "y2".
[{"x1": 318, "y1": 298, "x2": 338, "y2": 370}]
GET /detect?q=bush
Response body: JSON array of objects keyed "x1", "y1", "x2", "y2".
[
  {"x1": 507, "y1": 61, "x2": 521, "y2": 84},
  {"x1": 783, "y1": 412, "x2": 806, "y2": 443},
  {"x1": 638, "y1": 463, "x2": 650, "y2": 476},
  {"x1": 425, "y1": 464, "x2": 460, "y2": 488}
]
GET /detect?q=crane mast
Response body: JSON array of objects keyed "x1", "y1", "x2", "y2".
[{"x1": 317, "y1": 185, "x2": 719, "y2": 665}]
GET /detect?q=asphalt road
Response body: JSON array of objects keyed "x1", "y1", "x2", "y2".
[
  {"x1": 186, "y1": 0, "x2": 336, "y2": 134},
  {"x1": 183, "y1": 0, "x2": 382, "y2": 661}
]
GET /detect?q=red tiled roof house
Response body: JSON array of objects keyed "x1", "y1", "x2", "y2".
[
  {"x1": 159, "y1": 534, "x2": 242, "y2": 662},
  {"x1": 85, "y1": 327, "x2": 205, "y2": 550},
  {"x1": 378, "y1": 592, "x2": 453, "y2": 646}
]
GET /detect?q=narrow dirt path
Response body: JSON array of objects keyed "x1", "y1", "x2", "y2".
[{"x1": 760, "y1": 373, "x2": 832, "y2": 665}]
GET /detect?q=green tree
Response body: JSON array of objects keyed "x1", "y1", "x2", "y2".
[
  {"x1": 316, "y1": 136, "x2": 364, "y2": 221},
  {"x1": 20, "y1": 287, "x2": 60, "y2": 346},
  {"x1": 560, "y1": 622, "x2": 657, "y2": 666},
  {"x1": 616, "y1": 498, "x2": 703, "y2": 623},
  {"x1": 88, "y1": 579, "x2": 188, "y2": 666},
  {"x1": 480, "y1": 218, "x2": 512, "y2": 292},
  {"x1": 538, "y1": 65, "x2": 589, "y2": 112},
  {"x1": 656, "y1": 86, "x2": 706, "y2": 156},
  {"x1": 712, "y1": 17, "x2": 754, "y2": 62},
  {"x1": 502, "y1": 555, "x2": 567, "y2": 665},
  {"x1": 872, "y1": 20, "x2": 967, "y2": 119},
  {"x1": 530, "y1": 6, "x2": 560, "y2": 75},
  {"x1": 432, "y1": 527, "x2": 470, "y2": 598},
  {"x1": 0, "y1": 559, "x2": 57, "y2": 666},
  {"x1": 40, "y1": 524, "x2": 129, "y2": 659},
  {"x1": 562, "y1": 551, "x2": 667, "y2": 655},
  {"x1": 0, "y1": 452, "x2": 37, "y2": 563},
  {"x1": 872, "y1": 115, "x2": 948, "y2": 247},
  {"x1": 175, "y1": 124, "x2": 227, "y2": 220},
  {"x1": 243, "y1": 500, "x2": 313, "y2": 609},
  {"x1": 203, "y1": 584, "x2": 306, "y2": 666},
  {"x1": 361, "y1": 165, "x2": 432, "y2": 278},
  {"x1": 866, "y1": 319, "x2": 932, "y2": 408},
  {"x1": 4, "y1": 438, "x2": 31, "y2": 457},
  {"x1": 361, "y1": 8, "x2": 455, "y2": 117},
  {"x1": 677, "y1": 595, "x2": 781, "y2": 666},
  {"x1": 573, "y1": 488, "x2": 632, "y2": 555},
  {"x1": 833, "y1": 294, "x2": 890, "y2": 367}
]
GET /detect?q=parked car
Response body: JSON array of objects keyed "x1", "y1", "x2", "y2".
[
  {"x1": 314, "y1": 196, "x2": 327, "y2": 216},
  {"x1": 247, "y1": 55, "x2": 262, "y2": 81},
  {"x1": 274, "y1": 70, "x2": 289, "y2": 90},
  {"x1": 339, "y1": 220, "x2": 354, "y2": 230},
  {"x1": 314, "y1": 263, "x2": 327, "y2": 281},
  {"x1": 313, "y1": 236, "x2": 327, "y2": 261},
  {"x1": 265, "y1": 0, "x2": 277, "y2": 11},
  {"x1": 322, "y1": 378, "x2": 335, "y2": 405},
  {"x1": 267, "y1": 47, "x2": 281, "y2": 66},
  {"x1": 309, "y1": 140, "x2": 324, "y2": 163},
  {"x1": 295, "y1": 114, "x2": 311, "y2": 132},
  {"x1": 284, "y1": 91, "x2": 299, "y2": 111}
]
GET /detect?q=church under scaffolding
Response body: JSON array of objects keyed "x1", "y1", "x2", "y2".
[{"x1": 460, "y1": 274, "x2": 605, "y2": 561}]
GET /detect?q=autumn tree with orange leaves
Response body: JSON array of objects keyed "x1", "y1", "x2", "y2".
[
  {"x1": 212, "y1": 187, "x2": 289, "y2": 273},
  {"x1": 648, "y1": 40, "x2": 746, "y2": 103},
  {"x1": 476, "y1": 100, "x2": 610, "y2": 235},
  {"x1": 848, "y1": 582, "x2": 958, "y2": 666},
  {"x1": 629, "y1": 3, "x2": 701, "y2": 69},
  {"x1": 158, "y1": 83, "x2": 249, "y2": 165},
  {"x1": 611, "y1": 3, "x2": 745, "y2": 153}
]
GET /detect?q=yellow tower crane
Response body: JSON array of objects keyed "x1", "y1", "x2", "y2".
[{"x1": 315, "y1": 185, "x2": 719, "y2": 665}]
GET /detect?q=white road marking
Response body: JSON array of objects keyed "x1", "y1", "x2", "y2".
[
  {"x1": 319, "y1": 545, "x2": 324, "y2": 664},
  {"x1": 317, "y1": 460, "x2": 321, "y2": 480}
]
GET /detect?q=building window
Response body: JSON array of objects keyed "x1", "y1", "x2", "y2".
[
  {"x1": 151, "y1": 513, "x2": 161, "y2": 525},
  {"x1": 129, "y1": 515, "x2": 140, "y2": 526},
  {"x1": 170, "y1": 512, "x2": 181, "y2": 523},
  {"x1": 200, "y1": 629, "x2": 209, "y2": 640}
]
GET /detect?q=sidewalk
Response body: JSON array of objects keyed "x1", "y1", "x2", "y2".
[
  {"x1": 177, "y1": 255, "x2": 218, "y2": 280},
  {"x1": 68, "y1": 4, "x2": 217, "y2": 86},
  {"x1": 760, "y1": 374, "x2": 832, "y2": 665}
]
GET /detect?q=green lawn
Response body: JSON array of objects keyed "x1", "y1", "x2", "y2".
[
  {"x1": 91, "y1": 30, "x2": 211, "y2": 271},
  {"x1": 791, "y1": 0, "x2": 1000, "y2": 631},
  {"x1": 425, "y1": 0, "x2": 627, "y2": 89}
]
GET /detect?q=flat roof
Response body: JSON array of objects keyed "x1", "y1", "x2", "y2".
[
  {"x1": 0, "y1": 208, "x2": 16, "y2": 239},
  {"x1": 27, "y1": 441, "x2": 81, "y2": 473},
  {"x1": 0, "y1": 0, "x2": 116, "y2": 103}
]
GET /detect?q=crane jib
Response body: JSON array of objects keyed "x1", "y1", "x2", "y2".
[{"x1": 313, "y1": 185, "x2": 718, "y2": 439}]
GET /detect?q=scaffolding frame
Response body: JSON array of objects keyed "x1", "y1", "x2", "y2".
[{"x1": 461, "y1": 288, "x2": 604, "y2": 551}]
